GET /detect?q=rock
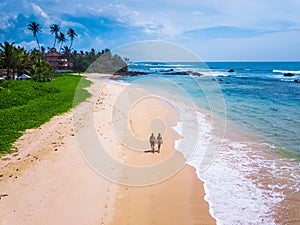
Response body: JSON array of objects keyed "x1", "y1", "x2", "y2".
[
  {"x1": 219, "y1": 79, "x2": 224, "y2": 82},
  {"x1": 284, "y1": 73, "x2": 294, "y2": 77},
  {"x1": 191, "y1": 72, "x2": 203, "y2": 76},
  {"x1": 294, "y1": 79, "x2": 300, "y2": 83},
  {"x1": 228, "y1": 69, "x2": 235, "y2": 72},
  {"x1": 164, "y1": 71, "x2": 189, "y2": 75},
  {"x1": 114, "y1": 71, "x2": 149, "y2": 76}
]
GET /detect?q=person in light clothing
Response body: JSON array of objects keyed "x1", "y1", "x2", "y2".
[
  {"x1": 149, "y1": 133, "x2": 156, "y2": 152},
  {"x1": 157, "y1": 133, "x2": 163, "y2": 153}
]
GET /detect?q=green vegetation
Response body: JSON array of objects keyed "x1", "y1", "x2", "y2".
[
  {"x1": 0, "y1": 20, "x2": 124, "y2": 156},
  {"x1": 0, "y1": 41, "x2": 53, "y2": 81},
  {"x1": 27, "y1": 22, "x2": 42, "y2": 51},
  {"x1": 0, "y1": 74, "x2": 91, "y2": 155},
  {"x1": 86, "y1": 51, "x2": 128, "y2": 73}
]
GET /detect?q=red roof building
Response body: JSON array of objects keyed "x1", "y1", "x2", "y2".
[{"x1": 45, "y1": 48, "x2": 68, "y2": 71}]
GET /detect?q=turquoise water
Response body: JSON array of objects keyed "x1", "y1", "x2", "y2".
[
  {"x1": 124, "y1": 61, "x2": 300, "y2": 158},
  {"x1": 117, "y1": 61, "x2": 300, "y2": 224}
]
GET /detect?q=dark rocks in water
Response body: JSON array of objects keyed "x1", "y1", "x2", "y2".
[
  {"x1": 114, "y1": 71, "x2": 149, "y2": 76},
  {"x1": 115, "y1": 70, "x2": 203, "y2": 77},
  {"x1": 294, "y1": 79, "x2": 300, "y2": 83},
  {"x1": 284, "y1": 73, "x2": 294, "y2": 77},
  {"x1": 219, "y1": 79, "x2": 224, "y2": 82},
  {"x1": 228, "y1": 69, "x2": 235, "y2": 72},
  {"x1": 191, "y1": 72, "x2": 203, "y2": 76},
  {"x1": 163, "y1": 71, "x2": 203, "y2": 76},
  {"x1": 159, "y1": 69, "x2": 174, "y2": 72},
  {"x1": 164, "y1": 71, "x2": 189, "y2": 75}
]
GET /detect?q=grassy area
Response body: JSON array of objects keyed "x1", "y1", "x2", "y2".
[{"x1": 0, "y1": 74, "x2": 92, "y2": 155}]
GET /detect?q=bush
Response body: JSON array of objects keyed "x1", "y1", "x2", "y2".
[{"x1": 0, "y1": 75, "x2": 91, "y2": 155}]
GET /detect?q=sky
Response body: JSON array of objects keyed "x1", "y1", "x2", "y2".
[{"x1": 0, "y1": 0, "x2": 300, "y2": 61}]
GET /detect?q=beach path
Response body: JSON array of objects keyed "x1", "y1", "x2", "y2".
[{"x1": 0, "y1": 73, "x2": 215, "y2": 225}]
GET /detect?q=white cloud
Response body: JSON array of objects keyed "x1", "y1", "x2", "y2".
[
  {"x1": 16, "y1": 40, "x2": 38, "y2": 50},
  {"x1": 31, "y1": 3, "x2": 49, "y2": 19},
  {"x1": 60, "y1": 20, "x2": 85, "y2": 29},
  {"x1": 102, "y1": 3, "x2": 182, "y2": 38},
  {"x1": 0, "y1": 14, "x2": 16, "y2": 30},
  {"x1": 1, "y1": 0, "x2": 300, "y2": 60},
  {"x1": 31, "y1": 3, "x2": 53, "y2": 26}
]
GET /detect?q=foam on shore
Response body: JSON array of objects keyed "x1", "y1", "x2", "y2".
[
  {"x1": 170, "y1": 97, "x2": 300, "y2": 224},
  {"x1": 112, "y1": 76, "x2": 300, "y2": 224}
]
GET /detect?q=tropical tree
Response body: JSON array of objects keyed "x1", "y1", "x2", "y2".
[
  {"x1": 29, "y1": 60, "x2": 53, "y2": 82},
  {"x1": 90, "y1": 48, "x2": 96, "y2": 61},
  {"x1": 62, "y1": 45, "x2": 71, "y2": 69},
  {"x1": 50, "y1": 24, "x2": 60, "y2": 48},
  {"x1": 67, "y1": 28, "x2": 77, "y2": 50},
  {"x1": 0, "y1": 41, "x2": 19, "y2": 79},
  {"x1": 57, "y1": 32, "x2": 67, "y2": 52},
  {"x1": 27, "y1": 22, "x2": 42, "y2": 51},
  {"x1": 15, "y1": 47, "x2": 32, "y2": 75}
]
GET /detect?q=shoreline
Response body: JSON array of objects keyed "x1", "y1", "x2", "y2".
[
  {"x1": 0, "y1": 73, "x2": 216, "y2": 224},
  {"x1": 114, "y1": 73, "x2": 300, "y2": 224}
]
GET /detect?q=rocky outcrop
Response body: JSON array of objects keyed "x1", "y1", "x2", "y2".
[
  {"x1": 284, "y1": 73, "x2": 294, "y2": 77},
  {"x1": 228, "y1": 69, "x2": 235, "y2": 72},
  {"x1": 114, "y1": 71, "x2": 149, "y2": 76},
  {"x1": 86, "y1": 51, "x2": 128, "y2": 74}
]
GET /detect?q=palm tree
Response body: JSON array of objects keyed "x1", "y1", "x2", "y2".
[
  {"x1": 50, "y1": 24, "x2": 60, "y2": 48},
  {"x1": 62, "y1": 45, "x2": 71, "y2": 69},
  {"x1": 15, "y1": 47, "x2": 31, "y2": 75},
  {"x1": 0, "y1": 41, "x2": 19, "y2": 79},
  {"x1": 27, "y1": 22, "x2": 42, "y2": 51},
  {"x1": 67, "y1": 28, "x2": 77, "y2": 50},
  {"x1": 57, "y1": 32, "x2": 67, "y2": 52}
]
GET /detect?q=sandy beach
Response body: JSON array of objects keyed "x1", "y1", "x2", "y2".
[{"x1": 0, "y1": 73, "x2": 215, "y2": 225}]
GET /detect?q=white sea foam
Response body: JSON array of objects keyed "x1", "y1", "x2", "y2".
[
  {"x1": 189, "y1": 71, "x2": 230, "y2": 77},
  {"x1": 198, "y1": 140, "x2": 285, "y2": 225},
  {"x1": 273, "y1": 70, "x2": 300, "y2": 74},
  {"x1": 171, "y1": 101, "x2": 213, "y2": 165},
  {"x1": 171, "y1": 99, "x2": 300, "y2": 225}
]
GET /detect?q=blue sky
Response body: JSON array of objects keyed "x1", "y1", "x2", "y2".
[{"x1": 1, "y1": 0, "x2": 300, "y2": 61}]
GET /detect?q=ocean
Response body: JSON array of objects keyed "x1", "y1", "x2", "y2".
[{"x1": 117, "y1": 61, "x2": 300, "y2": 225}]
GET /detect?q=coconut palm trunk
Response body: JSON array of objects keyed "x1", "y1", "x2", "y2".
[
  {"x1": 50, "y1": 24, "x2": 60, "y2": 49},
  {"x1": 27, "y1": 22, "x2": 42, "y2": 51},
  {"x1": 67, "y1": 28, "x2": 77, "y2": 50},
  {"x1": 58, "y1": 32, "x2": 67, "y2": 52}
]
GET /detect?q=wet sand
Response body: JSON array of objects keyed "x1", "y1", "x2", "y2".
[{"x1": 0, "y1": 73, "x2": 215, "y2": 225}]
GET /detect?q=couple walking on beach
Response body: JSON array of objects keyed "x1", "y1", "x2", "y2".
[{"x1": 149, "y1": 133, "x2": 163, "y2": 153}]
